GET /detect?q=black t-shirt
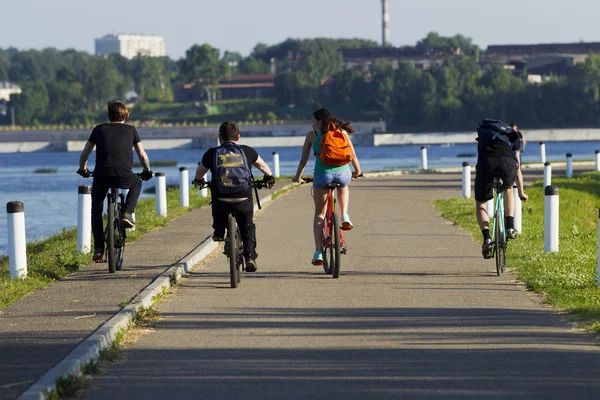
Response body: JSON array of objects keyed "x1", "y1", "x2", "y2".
[
  {"x1": 201, "y1": 144, "x2": 259, "y2": 198},
  {"x1": 477, "y1": 130, "x2": 520, "y2": 161},
  {"x1": 88, "y1": 123, "x2": 141, "y2": 177}
]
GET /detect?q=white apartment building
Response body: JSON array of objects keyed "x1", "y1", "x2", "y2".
[
  {"x1": 95, "y1": 33, "x2": 166, "y2": 59},
  {"x1": 0, "y1": 82, "x2": 22, "y2": 101}
]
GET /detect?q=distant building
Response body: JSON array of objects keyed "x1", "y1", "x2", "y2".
[
  {"x1": 342, "y1": 47, "x2": 462, "y2": 71},
  {"x1": 175, "y1": 74, "x2": 276, "y2": 103},
  {"x1": 95, "y1": 33, "x2": 166, "y2": 59},
  {"x1": 486, "y1": 42, "x2": 600, "y2": 59},
  {"x1": 0, "y1": 82, "x2": 22, "y2": 102}
]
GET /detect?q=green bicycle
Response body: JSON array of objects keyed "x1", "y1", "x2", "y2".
[{"x1": 490, "y1": 176, "x2": 507, "y2": 276}]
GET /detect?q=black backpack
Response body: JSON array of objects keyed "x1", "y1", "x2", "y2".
[
  {"x1": 213, "y1": 142, "x2": 251, "y2": 194},
  {"x1": 476, "y1": 119, "x2": 513, "y2": 146}
]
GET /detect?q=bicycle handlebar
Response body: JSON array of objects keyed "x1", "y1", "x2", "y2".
[
  {"x1": 77, "y1": 169, "x2": 153, "y2": 181},
  {"x1": 192, "y1": 177, "x2": 274, "y2": 190}
]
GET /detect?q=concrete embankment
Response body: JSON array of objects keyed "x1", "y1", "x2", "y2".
[{"x1": 3, "y1": 124, "x2": 600, "y2": 153}]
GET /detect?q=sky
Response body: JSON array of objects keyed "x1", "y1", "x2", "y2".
[{"x1": 0, "y1": 0, "x2": 597, "y2": 60}]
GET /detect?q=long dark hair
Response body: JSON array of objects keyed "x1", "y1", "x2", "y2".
[
  {"x1": 313, "y1": 108, "x2": 334, "y2": 132},
  {"x1": 333, "y1": 117, "x2": 355, "y2": 135}
]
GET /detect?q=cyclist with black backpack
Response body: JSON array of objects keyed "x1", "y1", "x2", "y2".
[
  {"x1": 193, "y1": 121, "x2": 275, "y2": 272},
  {"x1": 474, "y1": 119, "x2": 528, "y2": 259}
]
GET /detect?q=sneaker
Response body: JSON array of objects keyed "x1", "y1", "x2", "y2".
[
  {"x1": 341, "y1": 214, "x2": 353, "y2": 231},
  {"x1": 212, "y1": 233, "x2": 225, "y2": 242},
  {"x1": 92, "y1": 249, "x2": 104, "y2": 262},
  {"x1": 482, "y1": 239, "x2": 493, "y2": 259},
  {"x1": 312, "y1": 251, "x2": 324, "y2": 266},
  {"x1": 121, "y1": 212, "x2": 135, "y2": 229},
  {"x1": 507, "y1": 228, "x2": 519, "y2": 240},
  {"x1": 245, "y1": 257, "x2": 257, "y2": 272}
]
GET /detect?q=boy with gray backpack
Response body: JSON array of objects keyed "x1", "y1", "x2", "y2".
[{"x1": 194, "y1": 121, "x2": 275, "y2": 272}]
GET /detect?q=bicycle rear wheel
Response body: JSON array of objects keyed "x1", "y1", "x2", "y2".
[
  {"x1": 106, "y1": 199, "x2": 117, "y2": 274},
  {"x1": 332, "y1": 211, "x2": 341, "y2": 279},
  {"x1": 227, "y1": 214, "x2": 239, "y2": 288},
  {"x1": 322, "y1": 228, "x2": 332, "y2": 274},
  {"x1": 236, "y1": 226, "x2": 242, "y2": 284},
  {"x1": 494, "y1": 210, "x2": 503, "y2": 276}
]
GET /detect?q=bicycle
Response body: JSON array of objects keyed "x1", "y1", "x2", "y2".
[
  {"x1": 79, "y1": 170, "x2": 152, "y2": 273},
  {"x1": 302, "y1": 176, "x2": 360, "y2": 279},
  {"x1": 193, "y1": 176, "x2": 273, "y2": 288},
  {"x1": 490, "y1": 176, "x2": 507, "y2": 276}
]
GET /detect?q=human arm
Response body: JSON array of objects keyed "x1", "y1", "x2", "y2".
[
  {"x1": 193, "y1": 163, "x2": 210, "y2": 185},
  {"x1": 253, "y1": 156, "x2": 273, "y2": 177},
  {"x1": 78, "y1": 141, "x2": 95, "y2": 172},
  {"x1": 134, "y1": 142, "x2": 151, "y2": 172},
  {"x1": 293, "y1": 131, "x2": 316, "y2": 182},
  {"x1": 515, "y1": 161, "x2": 528, "y2": 202},
  {"x1": 345, "y1": 131, "x2": 362, "y2": 178}
]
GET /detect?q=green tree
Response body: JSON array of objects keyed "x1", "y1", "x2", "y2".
[
  {"x1": 179, "y1": 44, "x2": 223, "y2": 104},
  {"x1": 9, "y1": 81, "x2": 49, "y2": 125}
]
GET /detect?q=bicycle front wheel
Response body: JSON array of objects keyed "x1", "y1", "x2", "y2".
[
  {"x1": 227, "y1": 214, "x2": 239, "y2": 288},
  {"x1": 106, "y1": 200, "x2": 117, "y2": 274},
  {"x1": 116, "y1": 220, "x2": 126, "y2": 271},
  {"x1": 494, "y1": 210, "x2": 503, "y2": 276},
  {"x1": 332, "y1": 211, "x2": 341, "y2": 279}
]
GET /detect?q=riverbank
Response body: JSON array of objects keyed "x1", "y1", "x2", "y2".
[{"x1": 5, "y1": 126, "x2": 600, "y2": 153}]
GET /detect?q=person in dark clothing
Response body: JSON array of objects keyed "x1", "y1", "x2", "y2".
[
  {"x1": 194, "y1": 121, "x2": 274, "y2": 273},
  {"x1": 78, "y1": 100, "x2": 152, "y2": 262},
  {"x1": 474, "y1": 119, "x2": 528, "y2": 259}
]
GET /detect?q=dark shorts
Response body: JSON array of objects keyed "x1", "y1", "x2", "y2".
[{"x1": 474, "y1": 157, "x2": 517, "y2": 202}]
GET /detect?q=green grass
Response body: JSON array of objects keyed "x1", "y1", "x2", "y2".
[
  {"x1": 0, "y1": 186, "x2": 210, "y2": 310},
  {"x1": 434, "y1": 172, "x2": 600, "y2": 334}
]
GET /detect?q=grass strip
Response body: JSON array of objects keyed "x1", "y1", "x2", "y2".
[
  {"x1": 0, "y1": 186, "x2": 210, "y2": 310},
  {"x1": 434, "y1": 172, "x2": 600, "y2": 334}
]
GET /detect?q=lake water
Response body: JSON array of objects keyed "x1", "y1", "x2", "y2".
[{"x1": 0, "y1": 141, "x2": 597, "y2": 255}]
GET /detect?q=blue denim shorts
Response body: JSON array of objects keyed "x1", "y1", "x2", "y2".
[{"x1": 313, "y1": 172, "x2": 352, "y2": 188}]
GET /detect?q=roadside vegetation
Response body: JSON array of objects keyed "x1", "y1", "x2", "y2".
[
  {"x1": 0, "y1": 186, "x2": 210, "y2": 310},
  {"x1": 435, "y1": 172, "x2": 600, "y2": 334}
]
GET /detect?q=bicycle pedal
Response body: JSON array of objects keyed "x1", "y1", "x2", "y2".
[{"x1": 95, "y1": 258, "x2": 106, "y2": 263}]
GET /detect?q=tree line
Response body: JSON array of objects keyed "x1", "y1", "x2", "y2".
[{"x1": 2, "y1": 32, "x2": 600, "y2": 131}]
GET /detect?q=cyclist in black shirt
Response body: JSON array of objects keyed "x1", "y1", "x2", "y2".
[
  {"x1": 474, "y1": 119, "x2": 528, "y2": 259},
  {"x1": 78, "y1": 100, "x2": 152, "y2": 261},
  {"x1": 193, "y1": 121, "x2": 274, "y2": 272}
]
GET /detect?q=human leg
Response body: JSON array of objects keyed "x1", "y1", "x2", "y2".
[
  {"x1": 312, "y1": 186, "x2": 328, "y2": 265},
  {"x1": 211, "y1": 200, "x2": 229, "y2": 241},
  {"x1": 91, "y1": 179, "x2": 109, "y2": 258},
  {"x1": 233, "y1": 199, "x2": 257, "y2": 261}
]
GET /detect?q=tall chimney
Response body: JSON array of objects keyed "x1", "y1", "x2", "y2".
[{"x1": 381, "y1": 0, "x2": 391, "y2": 47}]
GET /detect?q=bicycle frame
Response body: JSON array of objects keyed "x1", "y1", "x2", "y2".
[
  {"x1": 324, "y1": 188, "x2": 345, "y2": 248},
  {"x1": 491, "y1": 190, "x2": 505, "y2": 243}
]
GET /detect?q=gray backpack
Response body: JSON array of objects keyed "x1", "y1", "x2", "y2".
[{"x1": 213, "y1": 143, "x2": 251, "y2": 194}]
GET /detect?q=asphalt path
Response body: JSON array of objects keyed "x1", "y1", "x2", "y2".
[{"x1": 83, "y1": 172, "x2": 600, "y2": 400}]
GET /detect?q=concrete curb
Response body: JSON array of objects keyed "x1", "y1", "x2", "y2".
[{"x1": 18, "y1": 182, "x2": 297, "y2": 400}]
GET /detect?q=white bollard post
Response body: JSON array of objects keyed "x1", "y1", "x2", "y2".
[
  {"x1": 544, "y1": 185, "x2": 559, "y2": 253},
  {"x1": 513, "y1": 184, "x2": 522, "y2": 233},
  {"x1": 486, "y1": 198, "x2": 494, "y2": 218},
  {"x1": 77, "y1": 185, "x2": 92, "y2": 254},
  {"x1": 272, "y1": 151, "x2": 280, "y2": 178},
  {"x1": 155, "y1": 172, "x2": 167, "y2": 217},
  {"x1": 7, "y1": 201, "x2": 27, "y2": 279},
  {"x1": 540, "y1": 141, "x2": 546, "y2": 164},
  {"x1": 462, "y1": 162, "x2": 471, "y2": 198},
  {"x1": 179, "y1": 167, "x2": 189, "y2": 207},
  {"x1": 566, "y1": 153, "x2": 573, "y2": 178},
  {"x1": 543, "y1": 162, "x2": 552, "y2": 188},
  {"x1": 421, "y1": 146, "x2": 428, "y2": 170},
  {"x1": 595, "y1": 150, "x2": 600, "y2": 172}
]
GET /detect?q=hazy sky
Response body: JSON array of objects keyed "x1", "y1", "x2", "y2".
[{"x1": 1, "y1": 0, "x2": 596, "y2": 59}]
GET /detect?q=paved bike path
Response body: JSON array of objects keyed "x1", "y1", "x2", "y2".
[
  {"x1": 0, "y1": 182, "x2": 287, "y2": 400},
  {"x1": 82, "y1": 172, "x2": 600, "y2": 400}
]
